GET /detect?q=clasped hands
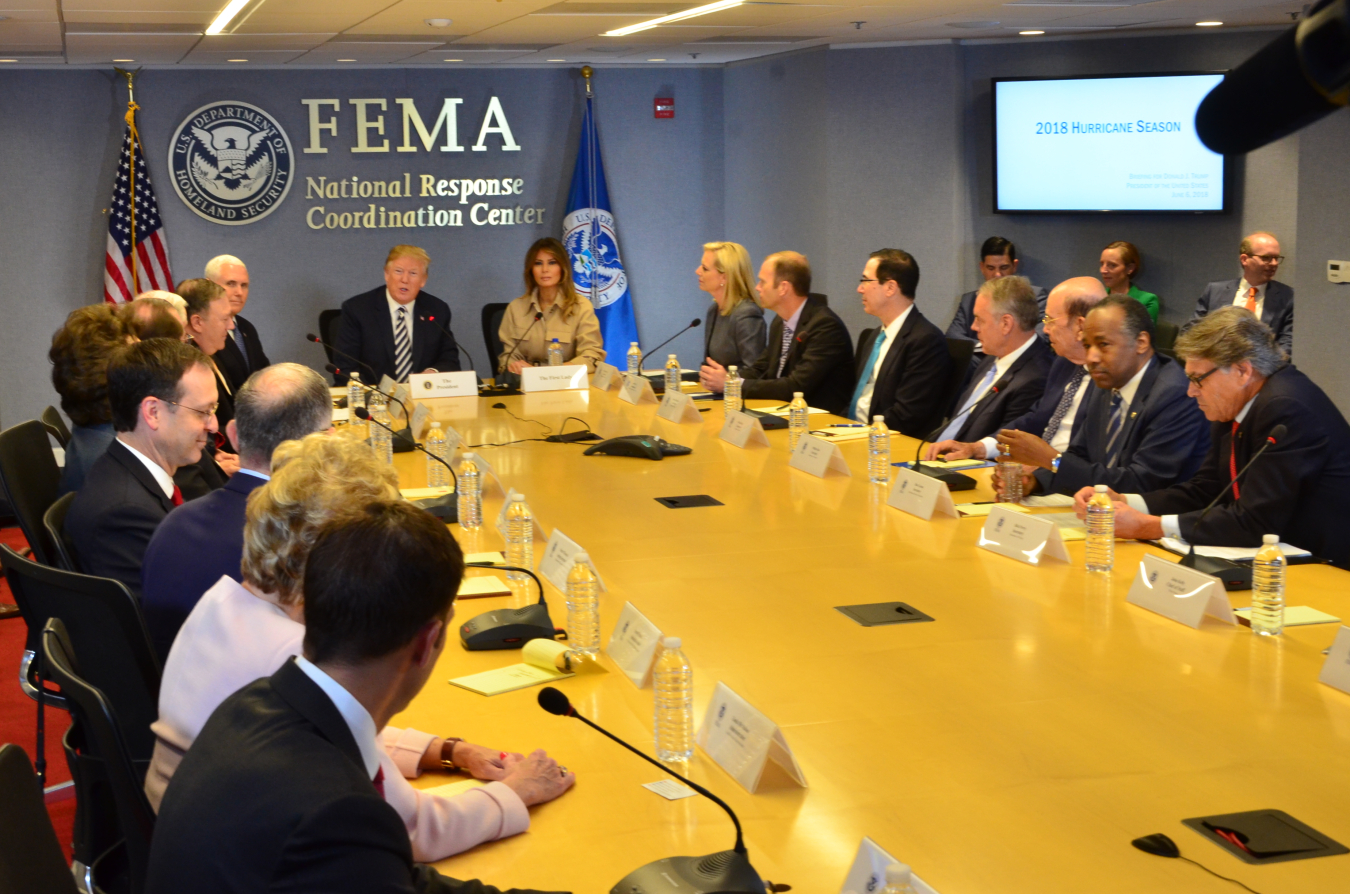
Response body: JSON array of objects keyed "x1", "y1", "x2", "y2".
[{"x1": 425, "y1": 738, "x2": 575, "y2": 806}]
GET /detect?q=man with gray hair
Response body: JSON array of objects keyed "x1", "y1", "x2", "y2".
[
  {"x1": 1074, "y1": 306, "x2": 1350, "y2": 567},
  {"x1": 206, "y1": 254, "x2": 271, "y2": 393},
  {"x1": 140, "y1": 362, "x2": 333, "y2": 659}
]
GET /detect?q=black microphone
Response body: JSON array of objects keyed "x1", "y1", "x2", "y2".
[
  {"x1": 1178, "y1": 424, "x2": 1287, "y2": 587},
  {"x1": 1195, "y1": 0, "x2": 1349, "y2": 154},
  {"x1": 307, "y1": 332, "x2": 376, "y2": 381},
  {"x1": 334, "y1": 364, "x2": 415, "y2": 453},
  {"x1": 418, "y1": 313, "x2": 482, "y2": 384},
  {"x1": 354, "y1": 407, "x2": 457, "y2": 522},
  {"x1": 643, "y1": 318, "x2": 702, "y2": 361},
  {"x1": 536, "y1": 687, "x2": 768, "y2": 894},
  {"x1": 487, "y1": 311, "x2": 545, "y2": 396},
  {"x1": 458, "y1": 562, "x2": 558, "y2": 650},
  {"x1": 913, "y1": 376, "x2": 1010, "y2": 492}
]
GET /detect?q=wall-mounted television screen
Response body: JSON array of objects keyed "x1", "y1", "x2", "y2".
[{"x1": 993, "y1": 72, "x2": 1228, "y2": 214}]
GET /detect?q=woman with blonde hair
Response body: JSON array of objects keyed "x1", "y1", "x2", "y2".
[
  {"x1": 697, "y1": 240, "x2": 766, "y2": 368},
  {"x1": 498, "y1": 237, "x2": 605, "y2": 373},
  {"x1": 145, "y1": 433, "x2": 572, "y2": 858}
]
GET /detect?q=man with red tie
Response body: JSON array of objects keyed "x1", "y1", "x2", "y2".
[
  {"x1": 65, "y1": 338, "x2": 219, "y2": 596},
  {"x1": 1187, "y1": 231, "x2": 1294, "y2": 357}
]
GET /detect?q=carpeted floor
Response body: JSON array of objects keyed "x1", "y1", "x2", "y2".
[{"x1": 0, "y1": 526, "x2": 76, "y2": 861}]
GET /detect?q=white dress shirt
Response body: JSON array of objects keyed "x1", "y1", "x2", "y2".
[
  {"x1": 980, "y1": 362, "x2": 1089, "y2": 457},
  {"x1": 387, "y1": 290, "x2": 416, "y2": 367},
  {"x1": 117, "y1": 437, "x2": 175, "y2": 498},
  {"x1": 853, "y1": 306, "x2": 912, "y2": 423},
  {"x1": 1231, "y1": 279, "x2": 1265, "y2": 320},
  {"x1": 295, "y1": 655, "x2": 382, "y2": 778}
]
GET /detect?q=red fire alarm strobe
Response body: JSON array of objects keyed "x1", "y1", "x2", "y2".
[{"x1": 654, "y1": 97, "x2": 674, "y2": 119}]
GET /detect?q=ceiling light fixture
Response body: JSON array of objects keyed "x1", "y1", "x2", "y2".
[
  {"x1": 648, "y1": 58, "x2": 666, "y2": 61},
  {"x1": 337, "y1": 58, "x2": 357, "y2": 62},
  {"x1": 1196, "y1": 21, "x2": 1223, "y2": 27},
  {"x1": 425, "y1": 18, "x2": 453, "y2": 27},
  {"x1": 205, "y1": 0, "x2": 252, "y2": 36},
  {"x1": 0, "y1": 59, "x2": 17, "y2": 63},
  {"x1": 1019, "y1": 30, "x2": 1044, "y2": 35},
  {"x1": 444, "y1": 58, "x2": 463, "y2": 62},
  {"x1": 547, "y1": 58, "x2": 566, "y2": 61},
  {"x1": 228, "y1": 58, "x2": 248, "y2": 62},
  {"x1": 113, "y1": 58, "x2": 135, "y2": 62},
  {"x1": 604, "y1": 0, "x2": 742, "y2": 37}
]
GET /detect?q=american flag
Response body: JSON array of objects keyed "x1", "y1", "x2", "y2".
[{"x1": 104, "y1": 111, "x2": 173, "y2": 303}]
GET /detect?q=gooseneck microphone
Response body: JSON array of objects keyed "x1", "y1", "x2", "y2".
[
  {"x1": 333, "y1": 364, "x2": 415, "y2": 452},
  {"x1": 354, "y1": 406, "x2": 457, "y2": 521},
  {"x1": 486, "y1": 311, "x2": 545, "y2": 396},
  {"x1": 307, "y1": 332, "x2": 376, "y2": 380},
  {"x1": 910, "y1": 377, "x2": 1009, "y2": 494},
  {"x1": 643, "y1": 318, "x2": 703, "y2": 361},
  {"x1": 537, "y1": 687, "x2": 768, "y2": 894},
  {"x1": 418, "y1": 313, "x2": 482, "y2": 384}
]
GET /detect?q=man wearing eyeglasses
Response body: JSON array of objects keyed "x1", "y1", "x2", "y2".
[
  {"x1": 1073, "y1": 307, "x2": 1350, "y2": 568},
  {"x1": 66, "y1": 338, "x2": 219, "y2": 596},
  {"x1": 1187, "y1": 231, "x2": 1294, "y2": 357}
]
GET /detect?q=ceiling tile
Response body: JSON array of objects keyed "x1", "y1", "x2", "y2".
[
  {"x1": 290, "y1": 40, "x2": 444, "y2": 63},
  {"x1": 64, "y1": 31, "x2": 199, "y2": 63}
]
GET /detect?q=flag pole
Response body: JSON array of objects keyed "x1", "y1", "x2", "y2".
[
  {"x1": 580, "y1": 66, "x2": 598, "y2": 312},
  {"x1": 114, "y1": 66, "x2": 142, "y2": 292}
]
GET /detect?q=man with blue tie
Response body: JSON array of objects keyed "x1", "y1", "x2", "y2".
[
  {"x1": 848, "y1": 249, "x2": 950, "y2": 437},
  {"x1": 994, "y1": 295, "x2": 1209, "y2": 498}
]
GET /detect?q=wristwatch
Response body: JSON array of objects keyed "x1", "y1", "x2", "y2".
[
  {"x1": 439, "y1": 737, "x2": 465, "y2": 772},
  {"x1": 1050, "y1": 452, "x2": 1063, "y2": 474}
]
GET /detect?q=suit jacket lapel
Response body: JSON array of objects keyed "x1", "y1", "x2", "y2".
[
  {"x1": 270, "y1": 657, "x2": 367, "y2": 774},
  {"x1": 875, "y1": 310, "x2": 917, "y2": 385},
  {"x1": 1112, "y1": 356, "x2": 1160, "y2": 455},
  {"x1": 107, "y1": 440, "x2": 174, "y2": 513},
  {"x1": 784, "y1": 299, "x2": 820, "y2": 371},
  {"x1": 855, "y1": 328, "x2": 879, "y2": 379},
  {"x1": 378, "y1": 291, "x2": 399, "y2": 375}
]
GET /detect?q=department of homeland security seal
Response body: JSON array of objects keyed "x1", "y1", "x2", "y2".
[
  {"x1": 563, "y1": 208, "x2": 628, "y2": 308},
  {"x1": 168, "y1": 101, "x2": 293, "y2": 225}
]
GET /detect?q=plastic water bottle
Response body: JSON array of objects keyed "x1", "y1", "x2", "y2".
[
  {"x1": 627, "y1": 341, "x2": 643, "y2": 376},
  {"x1": 565, "y1": 553, "x2": 600, "y2": 655},
  {"x1": 653, "y1": 637, "x2": 693, "y2": 762},
  {"x1": 881, "y1": 863, "x2": 919, "y2": 894},
  {"x1": 788, "y1": 391, "x2": 809, "y2": 450},
  {"x1": 1085, "y1": 484, "x2": 1114, "y2": 572},
  {"x1": 425, "y1": 422, "x2": 449, "y2": 488},
  {"x1": 998, "y1": 458, "x2": 1024, "y2": 504},
  {"x1": 868, "y1": 415, "x2": 890, "y2": 484},
  {"x1": 369, "y1": 392, "x2": 393, "y2": 464},
  {"x1": 664, "y1": 354, "x2": 681, "y2": 394},
  {"x1": 504, "y1": 494, "x2": 534, "y2": 582},
  {"x1": 457, "y1": 453, "x2": 482, "y2": 530},
  {"x1": 724, "y1": 365, "x2": 742, "y2": 413},
  {"x1": 1251, "y1": 534, "x2": 1286, "y2": 636},
  {"x1": 548, "y1": 338, "x2": 564, "y2": 366},
  {"x1": 347, "y1": 372, "x2": 365, "y2": 436}
]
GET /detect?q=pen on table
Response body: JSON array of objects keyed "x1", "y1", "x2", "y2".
[{"x1": 831, "y1": 423, "x2": 866, "y2": 428}]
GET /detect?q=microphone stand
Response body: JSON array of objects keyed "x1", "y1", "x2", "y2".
[
  {"x1": 337, "y1": 366, "x2": 415, "y2": 453},
  {"x1": 356, "y1": 407, "x2": 458, "y2": 522},
  {"x1": 307, "y1": 333, "x2": 376, "y2": 382},
  {"x1": 486, "y1": 311, "x2": 545, "y2": 397},
  {"x1": 419, "y1": 313, "x2": 484, "y2": 386},
  {"x1": 912, "y1": 435, "x2": 977, "y2": 492},
  {"x1": 640, "y1": 319, "x2": 702, "y2": 393}
]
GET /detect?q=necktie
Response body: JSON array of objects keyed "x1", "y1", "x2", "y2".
[
  {"x1": 394, "y1": 307, "x2": 412, "y2": 382},
  {"x1": 1103, "y1": 391, "x2": 1125, "y2": 466},
  {"x1": 372, "y1": 766, "x2": 385, "y2": 798},
  {"x1": 775, "y1": 323, "x2": 794, "y2": 377},
  {"x1": 233, "y1": 326, "x2": 248, "y2": 371},
  {"x1": 1229, "y1": 420, "x2": 1241, "y2": 500},
  {"x1": 171, "y1": 484, "x2": 183, "y2": 507},
  {"x1": 936, "y1": 363, "x2": 997, "y2": 443},
  {"x1": 849, "y1": 330, "x2": 888, "y2": 422},
  {"x1": 1244, "y1": 286, "x2": 1258, "y2": 313},
  {"x1": 1042, "y1": 367, "x2": 1087, "y2": 444}
]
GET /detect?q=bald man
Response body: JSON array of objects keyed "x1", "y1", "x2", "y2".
[
  {"x1": 207, "y1": 255, "x2": 271, "y2": 393},
  {"x1": 1188, "y1": 231, "x2": 1293, "y2": 357}
]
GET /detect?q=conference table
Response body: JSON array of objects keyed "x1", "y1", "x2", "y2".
[{"x1": 378, "y1": 383, "x2": 1350, "y2": 894}]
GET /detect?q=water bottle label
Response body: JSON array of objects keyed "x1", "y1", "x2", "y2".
[
  {"x1": 657, "y1": 390, "x2": 702, "y2": 424},
  {"x1": 976, "y1": 506, "x2": 1071, "y2": 566},
  {"x1": 618, "y1": 373, "x2": 658, "y2": 405},
  {"x1": 789, "y1": 434, "x2": 852, "y2": 478},
  {"x1": 696, "y1": 681, "x2": 807, "y2": 794},
  {"x1": 591, "y1": 362, "x2": 621, "y2": 391},
  {"x1": 719, "y1": 411, "x2": 770, "y2": 448},
  {"x1": 887, "y1": 467, "x2": 959, "y2": 520},
  {"x1": 1125, "y1": 553, "x2": 1237, "y2": 629},
  {"x1": 605, "y1": 601, "x2": 664, "y2": 689},
  {"x1": 538, "y1": 529, "x2": 607, "y2": 593}
]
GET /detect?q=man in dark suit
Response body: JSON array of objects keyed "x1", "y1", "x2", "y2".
[
  {"x1": 146, "y1": 500, "x2": 568, "y2": 894},
  {"x1": 926, "y1": 276, "x2": 1052, "y2": 451},
  {"x1": 140, "y1": 363, "x2": 333, "y2": 661},
  {"x1": 995, "y1": 296, "x2": 1210, "y2": 496},
  {"x1": 698, "y1": 251, "x2": 854, "y2": 415},
  {"x1": 1075, "y1": 307, "x2": 1350, "y2": 567},
  {"x1": 333, "y1": 245, "x2": 462, "y2": 386},
  {"x1": 932, "y1": 276, "x2": 1105, "y2": 463},
  {"x1": 65, "y1": 339, "x2": 219, "y2": 596},
  {"x1": 847, "y1": 249, "x2": 950, "y2": 436},
  {"x1": 945, "y1": 237, "x2": 1049, "y2": 369},
  {"x1": 206, "y1": 254, "x2": 271, "y2": 394},
  {"x1": 1187, "y1": 231, "x2": 1293, "y2": 357}
]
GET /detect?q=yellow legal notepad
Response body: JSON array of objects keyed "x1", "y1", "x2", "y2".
[{"x1": 449, "y1": 640, "x2": 576, "y2": 696}]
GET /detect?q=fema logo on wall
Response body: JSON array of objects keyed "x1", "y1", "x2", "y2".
[
  {"x1": 562, "y1": 208, "x2": 628, "y2": 309},
  {"x1": 168, "y1": 101, "x2": 293, "y2": 226}
]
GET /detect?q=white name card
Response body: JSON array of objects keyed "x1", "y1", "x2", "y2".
[
  {"x1": 789, "y1": 434, "x2": 852, "y2": 478},
  {"x1": 840, "y1": 837, "x2": 939, "y2": 894},
  {"x1": 537, "y1": 528, "x2": 607, "y2": 592},
  {"x1": 409, "y1": 403, "x2": 430, "y2": 440},
  {"x1": 592, "y1": 362, "x2": 621, "y2": 391},
  {"x1": 618, "y1": 374, "x2": 658, "y2": 405},
  {"x1": 697, "y1": 681, "x2": 807, "y2": 794},
  {"x1": 440, "y1": 425, "x2": 463, "y2": 450},
  {"x1": 392, "y1": 381, "x2": 412, "y2": 410},
  {"x1": 1318, "y1": 626, "x2": 1350, "y2": 695},
  {"x1": 1126, "y1": 553, "x2": 1236, "y2": 628},
  {"x1": 719, "y1": 411, "x2": 770, "y2": 449},
  {"x1": 410, "y1": 370, "x2": 479, "y2": 399},
  {"x1": 379, "y1": 373, "x2": 396, "y2": 394},
  {"x1": 520, "y1": 364, "x2": 587, "y2": 393},
  {"x1": 605, "y1": 602, "x2": 664, "y2": 689},
  {"x1": 887, "y1": 467, "x2": 958, "y2": 521},
  {"x1": 977, "y1": 505, "x2": 1070, "y2": 565},
  {"x1": 656, "y1": 389, "x2": 703, "y2": 424}
]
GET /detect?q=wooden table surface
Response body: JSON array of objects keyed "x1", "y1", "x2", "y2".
[{"x1": 377, "y1": 384, "x2": 1350, "y2": 894}]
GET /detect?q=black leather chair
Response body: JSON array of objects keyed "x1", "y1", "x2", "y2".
[
  {"x1": 1155, "y1": 319, "x2": 1180, "y2": 359},
  {"x1": 0, "y1": 743, "x2": 80, "y2": 894},
  {"x1": 44, "y1": 492, "x2": 80, "y2": 574},
  {"x1": 0, "y1": 419, "x2": 63, "y2": 566},
  {"x1": 42, "y1": 406, "x2": 72, "y2": 450},
  {"x1": 318, "y1": 309, "x2": 342, "y2": 364},
  {"x1": 42, "y1": 618, "x2": 156, "y2": 894},
  {"x1": 481, "y1": 302, "x2": 509, "y2": 376},
  {"x1": 941, "y1": 338, "x2": 976, "y2": 420}
]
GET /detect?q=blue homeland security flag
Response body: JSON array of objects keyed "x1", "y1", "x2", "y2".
[{"x1": 563, "y1": 97, "x2": 638, "y2": 353}]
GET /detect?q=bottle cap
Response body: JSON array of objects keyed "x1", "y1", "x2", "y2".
[
  {"x1": 1094, "y1": 484, "x2": 1108, "y2": 492},
  {"x1": 431, "y1": 421, "x2": 441, "y2": 428},
  {"x1": 884, "y1": 864, "x2": 912, "y2": 885},
  {"x1": 552, "y1": 337, "x2": 560, "y2": 343},
  {"x1": 662, "y1": 636, "x2": 681, "y2": 649},
  {"x1": 793, "y1": 392, "x2": 804, "y2": 398},
  {"x1": 668, "y1": 353, "x2": 677, "y2": 360},
  {"x1": 511, "y1": 493, "x2": 526, "y2": 502},
  {"x1": 873, "y1": 415, "x2": 885, "y2": 424},
  {"x1": 574, "y1": 552, "x2": 590, "y2": 563},
  {"x1": 1263, "y1": 533, "x2": 1279, "y2": 544},
  {"x1": 729, "y1": 365, "x2": 738, "y2": 374},
  {"x1": 631, "y1": 342, "x2": 639, "y2": 347},
  {"x1": 351, "y1": 372, "x2": 361, "y2": 380}
]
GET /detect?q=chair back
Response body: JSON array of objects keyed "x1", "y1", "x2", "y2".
[
  {"x1": 2, "y1": 545, "x2": 160, "y2": 759},
  {"x1": 43, "y1": 492, "x2": 80, "y2": 573},
  {"x1": 0, "y1": 743, "x2": 81, "y2": 894},
  {"x1": 318, "y1": 309, "x2": 342, "y2": 364},
  {"x1": 941, "y1": 338, "x2": 976, "y2": 419},
  {"x1": 0, "y1": 420, "x2": 62, "y2": 566},
  {"x1": 1155, "y1": 319, "x2": 1180, "y2": 359},
  {"x1": 41, "y1": 407, "x2": 72, "y2": 449},
  {"x1": 41, "y1": 619, "x2": 155, "y2": 894},
  {"x1": 482, "y1": 302, "x2": 509, "y2": 373}
]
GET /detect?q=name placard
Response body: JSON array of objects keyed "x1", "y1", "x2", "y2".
[
  {"x1": 887, "y1": 467, "x2": 958, "y2": 521},
  {"x1": 591, "y1": 362, "x2": 621, "y2": 391},
  {"x1": 470, "y1": 452, "x2": 505, "y2": 498},
  {"x1": 839, "y1": 837, "x2": 939, "y2": 894},
  {"x1": 1126, "y1": 553, "x2": 1236, "y2": 628},
  {"x1": 392, "y1": 381, "x2": 412, "y2": 413},
  {"x1": 440, "y1": 425, "x2": 463, "y2": 450},
  {"x1": 493, "y1": 488, "x2": 546, "y2": 542},
  {"x1": 719, "y1": 410, "x2": 770, "y2": 448},
  {"x1": 1318, "y1": 626, "x2": 1350, "y2": 695},
  {"x1": 537, "y1": 528, "x2": 607, "y2": 592},
  {"x1": 656, "y1": 390, "x2": 703, "y2": 424},
  {"x1": 410, "y1": 370, "x2": 479, "y2": 399},
  {"x1": 520, "y1": 364, "x2": 587, "y2": 393},
  {"x1": 379, "y1": 373, "x2": 396, "y2": 394},
  {"x1": 697, "y1": 681, "x2": 807, "y2": 794},
  {"x1": 789, "y1": 434, "x2": 852, "y2": 478},
  {"x1": 618, "y1": 373, "x2": 658, "y2": 405},
  {"x1": 605, "y1": 602, "x2": 664, "y2": 689},
  {"x1": 977, "y1": 505, "x2": 1070, "y2": 565}
]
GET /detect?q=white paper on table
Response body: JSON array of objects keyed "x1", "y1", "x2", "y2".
[
  {"x1": 642, "y1": 779, "x2": 698, "y2": 801},
  {"x1": 754, "y1": 405, "x2": 830, "y2": 417},
  {"x1": 1020, "y1": 493, "x2": 1075, "y2": 508},
  {"x1": 1159, "y1": 538, "x2": 1311, "y2": 561}
]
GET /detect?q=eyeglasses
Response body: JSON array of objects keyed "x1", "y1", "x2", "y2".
[
  {"x1": 162, "y1": 398, "x2": 219, "y2": 420},
  {"x1": 858, "y1": 277, "x2": 879, "y2": 285},
  {"x1": 1185, "y1": 367, "x2": 1222, "y2": 387},
  {"x1": 1246, "y1": 253, "x2": 1285, "y2": 264},
  {"x1": 1041, "y1": 313, "x2": 1066, "y2": 327}
]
